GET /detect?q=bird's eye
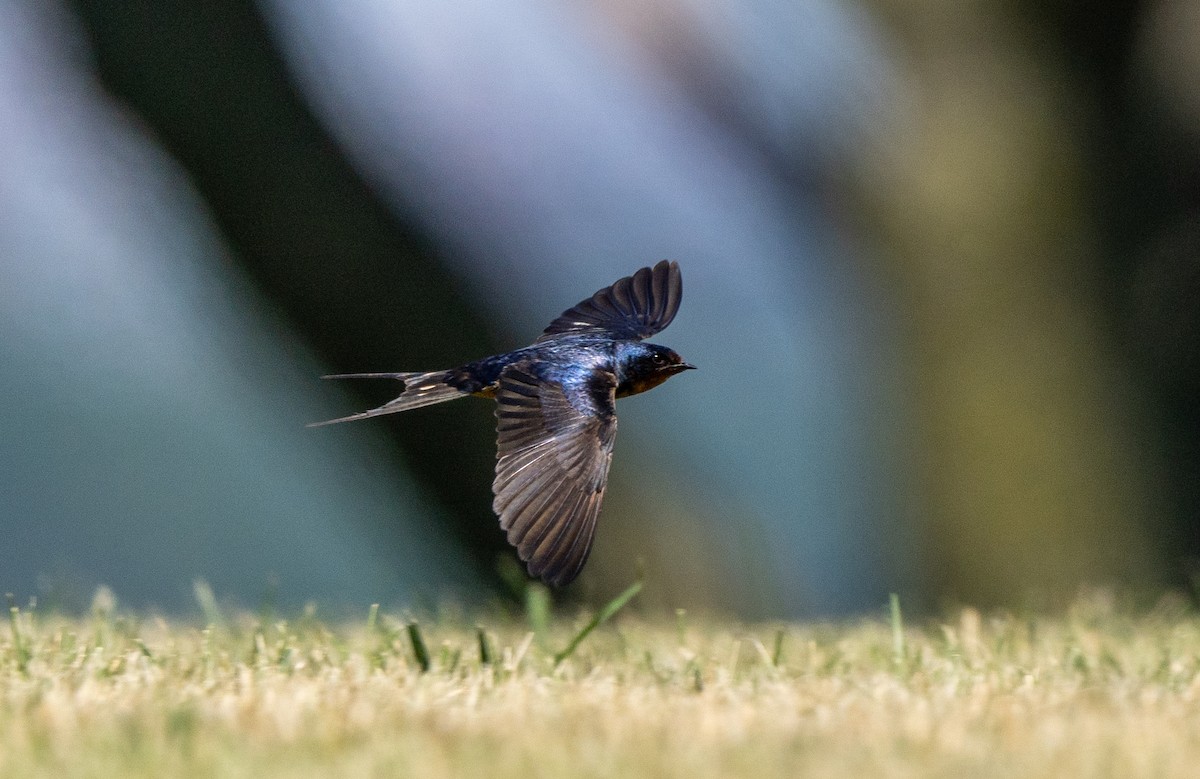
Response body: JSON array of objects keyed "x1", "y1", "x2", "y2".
[{"x1": 652, "y1": 353, "x2": 666, "y2": 366}]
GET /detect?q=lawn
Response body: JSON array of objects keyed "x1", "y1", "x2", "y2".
[{"x1": 3, "y1": 586, "x2": 1200, "y2": 778}]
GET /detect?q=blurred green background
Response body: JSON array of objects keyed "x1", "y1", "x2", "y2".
[{"x1": 1, "y1": 0, "x2": 1196, "y2": 617}]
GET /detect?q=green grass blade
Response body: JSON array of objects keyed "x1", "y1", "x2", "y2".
[
  {"x1": 7, "y1": 594, "x2": 30, "y2": 674},
  {"x1": 526, "y1": 582, "x2": 552, "y2": 650},
  {"x1": 407, "y1": 622, "x2": 431, "y2": 672},
  {"x1": 553, "y1": 580, "x2": 643, "y2": 667},
  {"x1": 477, "y1": 626, "x2": 495, "y2": 666},
  {"x1": 193, "y1": 580, "x2": 226, "y2": 633},
  {"x1": 890, "y1": 593, "x2": 906, "y2": 663}
]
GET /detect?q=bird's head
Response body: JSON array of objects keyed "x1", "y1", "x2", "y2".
[{"x1": 615, "y1": 342, "x2": 695, "y2": 397}]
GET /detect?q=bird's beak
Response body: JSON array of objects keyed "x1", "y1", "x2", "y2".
[{"x1": 674, "y1": 363, "x2": 697, "y2": 373}]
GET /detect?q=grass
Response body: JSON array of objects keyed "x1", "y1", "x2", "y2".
[{"x1": 3, "y1": 587, "x2": 1200, "y2": 778}]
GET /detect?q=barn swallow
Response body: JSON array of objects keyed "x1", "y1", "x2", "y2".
[{"x1": 311, "y1": 260, "x2": 693, "y2": 586}]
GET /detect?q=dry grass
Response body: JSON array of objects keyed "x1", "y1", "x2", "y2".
[{"x1": 4, "y1": 589, "x2": 1200, "y2": 778}]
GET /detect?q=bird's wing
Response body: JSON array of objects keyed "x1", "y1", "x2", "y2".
[
  {"x1": 492, "y1": 364, "x2": 617, "y2": 586},
  {"x1": 537, "y1": 260, "x2": 682, "y2": 342}
]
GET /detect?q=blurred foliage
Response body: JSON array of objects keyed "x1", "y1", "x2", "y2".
[
  {"x1": 67, "y1": 0, "x2": 514, "y2": 583},
  {"x1": 859, "y1": 0, "x2": 1199, "y2": 603},
  {"x1": 20, "y1": 0, "x2": 1197, "y2": 610}
]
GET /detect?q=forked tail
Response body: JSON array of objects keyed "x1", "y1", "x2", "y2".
[{"x1": 308, "y1": 370, "x2": 469, "y2": 427}]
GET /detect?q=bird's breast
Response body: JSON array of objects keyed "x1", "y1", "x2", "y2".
[{"x1": 617, "y1": 372, "x2": 673, "y2": 397}]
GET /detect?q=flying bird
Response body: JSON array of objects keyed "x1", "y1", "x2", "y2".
[{"x1": 311, "y1": 260, "x2": 694, "y2": 586}]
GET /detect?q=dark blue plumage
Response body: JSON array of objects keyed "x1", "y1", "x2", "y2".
[{"x1": 311, "y1": 261, "x2": 693, "y2": 585}]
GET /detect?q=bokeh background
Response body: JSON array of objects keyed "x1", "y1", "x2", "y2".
[{"x1": 2, "y1": 0, "x2": 1197, "y2": 617}]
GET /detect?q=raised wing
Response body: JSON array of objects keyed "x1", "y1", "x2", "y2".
[
  {"x1": 537, "y1": 260, "x2": 682, "y2": 342},
  {"x1": 491, "y1": 364, "x2": 617, "y2": 586}
]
